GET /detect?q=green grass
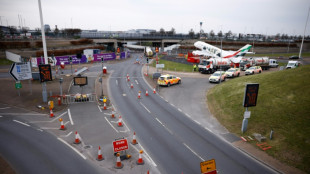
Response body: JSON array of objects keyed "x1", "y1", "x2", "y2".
[
  {"x1": 251, "y1": 52, "x2": 310, "y2": 58},
  {"x1": 207, "y1": 65, "x2": 310, "y2": 173},
  {"x1": 151, "y1": 58, "x2": 194, "y2": 72},
  {"x1": 0, "y1": 58, "x2": 13, "y2": 65}
]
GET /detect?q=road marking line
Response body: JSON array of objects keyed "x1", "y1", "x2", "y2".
[
  {"x1": 98, "y1": 105, "x2": 102, "y2": 112},
  {"x1": 68, "y1": 109, "x2": 74, "y2": 125},
  {"x1": 104, "y1": 113, "x2": 112, "y2": 116},
  {"x1": 123, "y1": 120, "x2": 131, "y2": 132},
  {"x1": 185, "y1": 113, "x2": 191, "y2": 118},
  {"x1": 2, "y1": 113, "x2": 46, "y2": 116},
  {"x1": 155, "y1": 118, "x2": 163, "y2": 125},
  {"x1": 13, "y1": 120, "x2": 30, "y2": 127},
  {"x1": 116, "y1": 80, "x2": 118, "y2": 86},
  {"x1": 138, "y1": 144, "x2": 157, "y2": 167},
  {"x1": 104, "y1": 117, "x2": 119, "y2": 133},
  {"x1": 119, "y1": 130, "x2": 128, "y2": 133},
  {"x1": 64, "y1": 121, "x2": 70, "y2": 125},
  {"x1": 30, "y1": 111, "x2": 68, "y2": 123},
  {"x1": 0, "y1": 115, "x2": 2, "y2": 118},
  {"x1": 41, "y1": 127, "x2": 59, "y2": 130},
  {"x1": 204, "y1": 127, "x2": 212, "y2": 132},
  {"x1": 183, "y1": 143, "x2": 205, "y2": 161},
  {"x1": 178, "y1": 108, "x2": 182, "y2": 112},
  {"x1": 60, "y1": 131, "x2": 73, "y2": 137},
  {"x1": 0, "y1": 107, "x2": 10, "y2": 110},
  {"x1": 170, "y1": 103, "x2": 175, "y2": 107},
  {"x1": 37, "y1": 129, "x2": 43, "y2": 132},
  {"x1": 135, "y1": 80, "x2": 139, "y2": 85},
  {"x1": 140, "y1": 102, "x2": 151, "y2": 113},
  {"x1": 194, "y1": 120, "x2": 201, "y2": 125},
  {"x1": 57, "y1": 138, "x2": 87, "y2": 160}
]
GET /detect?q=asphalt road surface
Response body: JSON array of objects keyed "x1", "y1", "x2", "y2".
[{"x1": 107, "y1": 53, "x2": 277, "y2": 174}]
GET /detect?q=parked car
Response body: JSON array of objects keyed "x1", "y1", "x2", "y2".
[
  {"x1": 245, "y1": 66, "x2": 262, "y2": 75},
  {"x1": 209, "y1": 71, "x2": 226, "y2": 83},
  {"x1": 157, "y1": 74, "x2": 181, "y2": 87},
  {"x1": 289, "y1": 55, "x2": 299, "y2": 59},
  {"x1": 225, "y1": 68, "x2": 240, "y2": 78}
]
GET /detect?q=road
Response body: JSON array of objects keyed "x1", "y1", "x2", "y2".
[{"x1": 107, "y1": 53, "x2": 277, "y2": 174}]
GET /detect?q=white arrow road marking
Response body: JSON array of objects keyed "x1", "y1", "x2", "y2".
[{"x1": 58, "y1": 138, "x2": 87, "y2": 160}]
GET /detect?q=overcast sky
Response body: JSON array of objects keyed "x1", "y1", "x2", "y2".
[{"x1": 1, "y1": 0, "x2": 309, "y2": 36}]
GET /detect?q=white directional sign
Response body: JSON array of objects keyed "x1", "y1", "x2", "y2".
[
  {"x1": 156, "y1": 64, "x2": 165, "y2": 69},
  {"x1": 9, "y1": 62, "x2": 32, "y2": 81}
]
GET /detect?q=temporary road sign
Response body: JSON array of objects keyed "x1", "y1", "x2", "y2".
[
  {"x1": 200, "y1": 159, "x2": 216, "y2": 174},
  {"x1": 112, "y1": 138, "x2": 128, "y2": 153},
  {"x1": 9, "y1": 62, "x2": 32, "y2": 81},
  {"x1": 39, "y1": 64, "x2": 53, "y2": 83}
]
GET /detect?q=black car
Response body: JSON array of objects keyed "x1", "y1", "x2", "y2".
[{"x1": 289, "y1": 55, "x2": 299, "y2": 59}]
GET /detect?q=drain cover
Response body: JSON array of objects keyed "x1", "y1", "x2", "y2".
[{"x1": 84, "y1": 145, "x2": 92, "y2": 149}]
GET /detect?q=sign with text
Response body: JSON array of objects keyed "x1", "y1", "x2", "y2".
[
  {"x1": 9, "y1": 62, "x2": 32, "y2": 81},
  {"x1": 73, "y1": 76, "x2": 88, "y2": 86},
  {"x1": 112, "y1": 138, "x2": 128, "y2": 153},
  {"x1": 200, "y1": 159, "x2": 217, "y2": 174},
  {"x1": 243, "y1": 83, "x2": 259, "y2": 107},
  {"x1": 39, "y1": 64, "x2": 52, "y2": 83},
  {"x1": 156, "y1": 64, "x2": 165, "y2": 69}
]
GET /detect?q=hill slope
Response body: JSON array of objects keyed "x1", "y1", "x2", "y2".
[{"x1": 207, "y1": 65, "x2": 310, "y2": 173}]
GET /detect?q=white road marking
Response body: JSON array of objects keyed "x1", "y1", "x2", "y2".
[
  {"x1": 57, "y1": 138, "x2": 87, "y2": 160},
  {"x1": 68, "y1": 109, "x2": 74, "y2": 125},
  {"x1": 122, "y1": 120, "x2": 131, "y2": 132},
  {"x1": 204, "y1": 127, "x2": 212, "y2": 132},
  {"x1": 155, "y1": 118, "x2": 163, "y2": 125},
  {"x1": 37, "y1": 129, "x2": 43, "y2": 132},
  {"x1": 0, "y1": 107, "x2": 10, "y2": 110},
  {"x1": 116, "y1": 80, "x2": 118, "y2": 86},
  {"x1": 183, "y1": 143, "x2": 205, "y2": 161},
  {"x1": 29, "y1": 111, "x2": 67, "y2": 123},
  {"x1": 171, "y1": 103, "x2": 175, "y2": 107},
  {"x1": 0, "y1": 115, "x2": 2, "y2": 118},
  {"x1": 132, "y1": 143, "x2": 157, "y2": 167},
  {"x1": 60, "y1": 131, "x2": 73, "y2": 137},
  {"x1": 140, "y1": 102, "x2": 151, "y2": 113},
  {"x1": 185, "y1": 113, "x2": 191, "y2": 118},
  {"x1": 119, "y1": 130, "x2": 127, "y2": 133},
  {"x1": 104, "y1": 117, "x2": 119, "y2": 133},
  {"x1": 135, "y1": 80, "x2": 139, "y2": 85},
  {"x1": 2, "y1": 113, "x2": 46, "y2": 116},
  {"x1": 123, "y1": 94, "x2": 127, "y2": 96},
  {"x1": 178, "y1": 108, "x2": 182, "y2": 112},
  {"x1": 98, "y1": 105, "x2": 102, "y2": 112},
  {"x1": 13, "y1": 120, "x2": 30, "y2": 127},
  {"x1": 194, "y1": 120, "x2": 201, "y2": 125},
  {"x1": 104, "y1": 113, "x2": 112, "y2": 116}
]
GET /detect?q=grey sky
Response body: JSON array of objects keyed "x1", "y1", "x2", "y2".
[{"x1": 1, "y1": 0, "x2": 309, "y2": 36}]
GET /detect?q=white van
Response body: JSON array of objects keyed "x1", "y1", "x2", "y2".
[
  {"x1": 269, "y1": 59, "x2": 278, "y2": 68},
  {"x1": 286, "y1": 61, "x2": 300, "y2": 69}
]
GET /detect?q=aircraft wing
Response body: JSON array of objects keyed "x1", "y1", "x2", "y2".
[{"x1": 192, "y1": 50, "x2": 215, "y2": 57}]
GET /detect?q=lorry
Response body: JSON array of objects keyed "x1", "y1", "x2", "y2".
[
  {"x1": 198, "y1": 58, "x2": 231, "y2": 74},
  {"x1": 240, "y1": 57, "x2": 274, "y2": 70}
]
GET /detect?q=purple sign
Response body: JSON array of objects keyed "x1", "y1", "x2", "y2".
[{"x1": 94, "y1": 53, "x2": 116, "y2": 61}]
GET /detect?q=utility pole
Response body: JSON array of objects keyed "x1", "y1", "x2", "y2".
[{"x1": 299, "y1": 6, "x2": 310, "y2": 59}]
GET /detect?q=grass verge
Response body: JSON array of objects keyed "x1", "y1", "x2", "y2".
[
  {"x1": 207, "y1": 65, "x2": 310, "y2": 173},
  {"x1": 252, "y1": 52, "x2": 310, "y2": 58},
  {"x1": 151, "y1": 58, "x2": 193, "y2": 72},
  {"x1": 0, "y1": 58, "x2": 13, "y2": 65}
]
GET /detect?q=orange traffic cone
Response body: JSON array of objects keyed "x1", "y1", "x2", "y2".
[
  {"x1": 131, "y1": 132, "x2": 138, "y2": 145},
  {"x1": 97, "y1": 146, "x2": 104, "y2": 161},
  {"x1": 145, "y1": 90, "x2": 149, "y2": 96},
  {"x1": 153, "y1": 87, "x2": 156, "y2": 94},
  {"x1": 147, "y1": 170, "x2": 150, "y2": 174},
  {"x1": 74, "y1": 131, "x2": 81, "y2": 144},
  {"x1": 50, "y1": 109, "x2": 54, "y2": 117},
  {"x1": 114, "y1": 153, "x2": 123, "y2": 169},
  {"x1": 117, "y1": 116, "x2": 123, "y2": 127},
  {"x1": 127, "y1": 76, "x2": 130, "y2": 81},
  {"x1": 138, "y1": 91, "x2": 141, "y2": 99},
  {"x1": 131, "y1": 83, "x2": 133, "y2": 88},
  {"x1": 103, "y1": 103, "x2": 107, "y2": 110},
  {"x1": 111, "y1": 108, "x2": 115, "y2": 118},
  {"x1": 59, "y1": 118, "x2": 66, "y2": 130},
  {"x1": 136, "y1": 150, "x2": 144, "y2": 165}
]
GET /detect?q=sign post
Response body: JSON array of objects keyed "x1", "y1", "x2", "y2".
[
  {"x1": 242, "y1": 83, "x2": 259, "y2": 133},
  {"x1": 10, "y1": 62, "x2": 32, "y2": 97}
]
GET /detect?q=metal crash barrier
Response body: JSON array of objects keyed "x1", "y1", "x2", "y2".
[{"x1": 61, "y1": 93, "x2": 96, "y2": 104}]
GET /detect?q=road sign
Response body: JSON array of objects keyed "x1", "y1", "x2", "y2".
[
  {"x1": 156, "y1": 64, "x2": 165, "y2": 69},
  {"x1": 15, "y1": 81, "x2": 22, "y2": 89},
  {"x1": 9, "y1": 62, "x2": 32, "y2": 81},
  {"x1": 200, "y1": 159, "x2": 216, "y2": 174},
  {"x1": 74, "y1": 76, "x2": 88, "y2": 86},
  {"x1": 39, "y1": 64, "x2": 53, "y2": 83},
  {"x1": 112, "y1": 138, "x2": 128, "y2": 153},
  {"x1": 243, "y1": 83, "x2": 259, "y2": 107}
]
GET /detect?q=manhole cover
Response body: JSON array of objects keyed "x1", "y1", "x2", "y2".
[{"x1": 84, "y1": 145, "x2": 93, "y2": 149}]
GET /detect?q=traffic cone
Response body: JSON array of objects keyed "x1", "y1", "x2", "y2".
[
  {"x1": 126, "y1": 73, "x2": 129, "y2": 78},
  {"x1": 147, "y1": 170, "x2": 149, "y2": 174},
  {"x1": 131, "y1": 83, "x2": 133, "y2": 88},
  {"x1": 114, "y1": 153, "x2": 123, "y2": 169},
  {"x1": 138, "y1": 91, "x2": 141, "y2": 99},
  {"x1": 136, "y1": 150, "x2": 144, "y2": 165},
  {"x1": 153, "y1": 87, "x2": 156, "y2": 94},
  {"x1": 50, "y1": 109, "x2": 54, "y2": 117},
  {"x1": 117, "y1": 116, "x2": 123, "y2": 127},
  {"x1": 111, "y1": 108, "x2": 115, "y2": 118},
  {"x1": 131, "y1": 132, "x2": 138, "y2": 145},
  {"x1": 74, "y1": 131, "x2": 81, "y2": 144},
  {"x1": 75, "y1": 68, "x2": 77, "y2": 72},
  {"x1": 145, "y1": 90, "x2": 149, "y2": 96},
  {"x1": 127, "y1": 76, "x2": 130, "y2": 81},
  {"x1": 59, "y1": 118, "x2": 66, "y2": 130},
  {"x1": 97, "y1": 146, "x2": 104, "y2": 161},
  {"x1": 103, "y1": 103, "x2": 107, "y2": 110}
]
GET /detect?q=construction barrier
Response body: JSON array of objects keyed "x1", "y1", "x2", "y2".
[{"x1": 61, "y1": 93, "x2": 96, "y2": 104}]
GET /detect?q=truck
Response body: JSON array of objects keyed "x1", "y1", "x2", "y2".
[
  {"x1": 198, "y1": 58, "x2": 231, "y2": 74},
  {"x1": 240, "y1": 57, "x2": 273, "y2": 70}
]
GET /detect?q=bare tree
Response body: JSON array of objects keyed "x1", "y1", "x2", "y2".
[
  {"x1": 209, "y1": 30, "x2": 215, "y2": 39},
  {"x1": 8, "y1": 26, "x2": 18, "y2": 35},
  {"x1": 189, "y1": 28, "x2": 195, "y2": 38},
  {"x1": 218, "y1": 30, "x2": 223, "y2": 38}
]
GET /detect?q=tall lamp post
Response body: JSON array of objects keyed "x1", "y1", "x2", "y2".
[{"x1": 299, "y1": 6, "x2": 310, "y2": 59}]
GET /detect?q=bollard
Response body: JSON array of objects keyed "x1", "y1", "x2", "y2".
[
  {"x1": 270, "y1": 129, "x2": 274, "y2": 140},
  {"x1": 58, "y1": 97, "x2": 61, "y2": 106}
]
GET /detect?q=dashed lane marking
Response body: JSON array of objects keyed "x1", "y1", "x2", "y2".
[
  {"x1": 194, "y1": 120, "x2": 201, "y2": 125},
  {"x1": 104, "y1": 117, "x2": 119, "y2": 133},
  {"x1": 13, "y1": 120, "x2": 30, "y2": 127},
  {"x1": 140, "y1": 102, "x2": 151, "y2": 113},
  {"x1": 183, "y1": 143, "x2": 205, "y2": 161},
  {"x1": 58, "y1": 138, "x2": 87, "y2": 160},
  {"x1": 178, "y1": 108, "x2": 182, "y2": 112}
]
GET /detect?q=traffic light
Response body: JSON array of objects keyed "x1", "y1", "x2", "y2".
[
  {"x1": 147, "y1": 57, "x2": 149, "y2": 63},
  {"x1": 69, "y1": 56, "x2": 72, "y2": 62},
  {"x1": 117, "y1": 47, "x2": 120, "y2": 53},
  {"x1": 155, "y1": 47, "x2": 159, "y2": 53}
]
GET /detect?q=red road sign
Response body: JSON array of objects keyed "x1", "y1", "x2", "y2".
[{"x1": 113, "y1": 138, "x2": 128, "y2": 152}]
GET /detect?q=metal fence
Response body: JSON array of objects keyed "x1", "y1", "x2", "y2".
[{"x1": 61, "y1": 93, "x2": 97, "y2": 104}]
